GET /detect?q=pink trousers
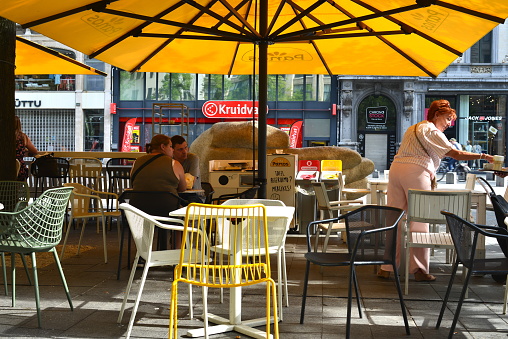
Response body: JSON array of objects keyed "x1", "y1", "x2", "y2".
[{"x1": 381, "y1": 162, "x2": 432, "y2": 274}]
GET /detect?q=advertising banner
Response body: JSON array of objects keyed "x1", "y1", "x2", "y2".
[
  {"x1": 121, "y1": 118, "x2": 137, "y2": 152},
  {"x1": 289, "y1": 120, "x2": 303, "y2": 148}
]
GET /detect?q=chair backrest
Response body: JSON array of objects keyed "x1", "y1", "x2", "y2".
[
  {"x1": 465, "y1": 173, "x2": 477, "y2": 190},
  {"x1": 345, "y1": 205, "x2": 405, "y2": 263},
  {"x1": 64, "y1": 182, "x2": 98, "y2": 216},
  {"x1": 0, "y1": 187, "x2": 73, "y2": 251},
  {"x1": 312, "y1": 182, "x2": 332, "y2": 211},
  {"x1": 222, "y1": 199, "x2": 285, "y2": 206},
  {"x1": 200, "y1": 182, "x2": 215, "y2": 204},
  {"x1": 177, "y1": 203, "x2": 271, "y2": 286},
  {"x1": 106, "y1": 158, "x2": 136, "y2": 194},
  {"x1": 120, "y1": 203, "x2": 184, "y2": 260},
  {"x1": 119, "y1": 190, "x2": 184, "y2": 217},
  {"x1": 30, "y1": 156, "x2": 69, "y2": 180},
  {"x1": 407, "y1": 189, "x2": 471, "y2": 224},
  {"x1": 221, "y1": 199, "x2": 288, "y2": 249},
  {"x1": 441, "y1": 211, "x2": 481, "y2": 269},
  {"x1": 0, "y1": 181, "x2": 30, "y2": 212},
  {"x1": 239, "y1": 185, "x2": 260, "y2": 199},
  {"x1": 69, "y1": 157, "x2": 103, "y2": 190}
]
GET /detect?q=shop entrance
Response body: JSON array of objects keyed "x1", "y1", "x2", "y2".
[{"x1": 357, "y1": 95, "x2": 397, "y2": 171}]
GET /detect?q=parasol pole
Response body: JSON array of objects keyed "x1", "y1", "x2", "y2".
[{"x1": 257, "y1": 0, "x2": 268, "y2": 198}]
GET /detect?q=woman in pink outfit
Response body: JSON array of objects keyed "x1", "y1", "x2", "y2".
[{"x1": 378, "y1": 100, "x2": 494, "y2": 282}]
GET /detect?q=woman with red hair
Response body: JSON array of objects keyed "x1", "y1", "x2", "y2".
[{"x1": 378, "y1": 100, "x2": 494, "y2": 281}]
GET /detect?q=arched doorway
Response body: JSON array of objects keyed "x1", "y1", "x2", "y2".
[{"x1": 357, "y1": 95, "x2": 397, "y2": 171}]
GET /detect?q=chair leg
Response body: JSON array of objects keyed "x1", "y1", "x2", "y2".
[
  {"x1": 117, "y1": 213, "x2": 128, "y2": 280},
  {"x1": 436, "y1": 262, "x2": 459, "y2": 329},
  {"x1": 11, "y1": 253, "x2": 16, "y2": 307},
  {"x1": 1, "y1": 252, "x2": 7, "y2": 295},
  {"x1": 352, "y1": 269, "x2": 362, "y2": 318},
  {"x1": 169, "y1": 280, "x2": 179, "y2": 339},
  {"x1": 118, "y1": 254, "x2": 140, "y2": 324},
  {"x1": 60, "y1": 217, "x2": 73, "y2": 260},
  {"x1": 392, "y1": 264, "x2": 410, "y2": 335},
  {"x1": 282, "y1": 247, "x2": 289, "y2": 307},
  {"x1": 276, "y1": 251, "x2": 283, "y2": 321},
  {"x1": 50, "y1": 248, "x2": 73, "y2": 310},
  {"x1": 269, "y1": 279, "x2": 279, "y2": 339},
  {"x1": 30, "y1": 252, "x2": 42, "y2": 328},
  {"x1": 20, "y1": 254, "x2": 33, "y2": 286},
  {"x1": 101, "y1": 215, "x2": 108, "y2": 263},
  {"x1": 448, "y1": 265, "x2": 474, "y2": 338},
  {"x1": 125, "y1": 258, "x2": 150, "y2": 339},
  {"x1": 346, "y1": 264, "x2": 355, "y2": 339},
  {"x1": 503, "y1": 276, "x2": 508, "y2": 315},
  {"x1": 404, "y1": 240, "x2": 410, "y2": 295},
  {"x1": 299, "y1": 260, "x2": 311, "y2": 324},
  {"x1": 202, "y1": 285, "x2": 209, "y2": 339}
]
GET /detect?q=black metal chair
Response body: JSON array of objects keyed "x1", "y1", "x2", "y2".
[
  {"x1": 30, "y1": 156, "x2": 69, "y2": 198},
  {"x1": 117, "y1": 190, "x2": 188, "y2": 280},
  {"x1": 300, "y1": 205, "x2": 409, "y2": 339},
  {"x1": 200, "y1": 182, "x2": 215, "y2": 204},
  {"x1": 437, "y1": 211, "x2": 508, "y2": 337},
  {"x1": 211, "y1": 185, "x2": 259, "y2": 204},
  {"x1": 105, "y1": 158, "x2": 136, "y2": 210}
]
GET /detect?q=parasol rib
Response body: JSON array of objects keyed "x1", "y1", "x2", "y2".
[
  {"x1": 270, "y1": 0, "x2": 328, "y2": 38},
  {"x1": 136, "y1": 33, "x2": 252, "y2": 41},
  {"x1": 179, "y1": 0, "x2": 256, "y2": 37},
  {"x1": 89, "y1": 1, "x2": 187, "y2": 59},
  {"x1": 435, "y1": 1, "x2": 506, "y2": 23},
  {"x1": 22, "y1": 0, "x2": 118, "y2": 28},
  {"x1": 100, "y1": 8, "x2": 252, "y2": 40},
  {"x1": 216, "y1": 0, "x2": 261, "y2": 38},
  {"x1": 272, "y1": 3, "x2": 421, "y2": 41},
  {"x1": 377, "y1": 35, "x2": 437, "y2": 77},
  {"x1": 267, "y1": 0, "x2": 288, "y2": 36},
  {"x1": 350, "y1": 1, "x2": 464, "y2": 56},
  {"x1": 278, "y1": 30, "x2": 408, "y2": 42}
]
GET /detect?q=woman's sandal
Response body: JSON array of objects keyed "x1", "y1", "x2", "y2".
[
  {"x1": 377, "y1": 269, "x2": 391, "y2": 279},
  {"x1": 414, "y1": 269, "x2": 436, "y2": 282}
]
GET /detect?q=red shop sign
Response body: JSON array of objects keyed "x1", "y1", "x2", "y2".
[{"x1": 202, "y1": 100, "x2": 267, "y2": 119}]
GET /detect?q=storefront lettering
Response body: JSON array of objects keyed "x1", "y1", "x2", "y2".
[
  {"x1": 467, "y1": 116, "x2": 502, "y2": 121},
  {"x1": 15, "y1": 99, "x2": 41, "y2": 108}
]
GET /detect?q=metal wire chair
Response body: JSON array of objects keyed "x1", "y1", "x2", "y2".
[{"x1": 0, "y1": 186, "x2": 74, "y2": 328}]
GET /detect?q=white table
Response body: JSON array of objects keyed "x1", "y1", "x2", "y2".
[
  {"x1": 367, "y1": 179, "x2": 388, "y2": 205},
  {"x1": 169, "y1": 205, "x2": 295, "y2": 339}
]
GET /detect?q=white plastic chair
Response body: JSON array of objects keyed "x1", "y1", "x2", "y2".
[
  {"x1": 61, "y1": 182, "x2": 121, "y2": 263},
  {"x1": 404, "y1": 189, "x2": 471, "y2": 295},
  {"x1": 119, "y1": 203, "x2": 193, "y2": 339},
  {"x1": 222, "y1": 198, "x2": 290, "y2": 319},
  {"x1": 312, "y1": 182, "x2": 365, "y2": 252}
]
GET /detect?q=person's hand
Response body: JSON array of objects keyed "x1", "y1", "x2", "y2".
[
  {"x1": 484, "y1": 154, "x2": 494, "y2": 163},
  {"x1": 494, "y1": 171, "x2": 508, "y2": 178}
]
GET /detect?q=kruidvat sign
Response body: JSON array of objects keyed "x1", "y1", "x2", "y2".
[
  {"x1": 366, "y1": 106, "x2": 387, "y2": 125},
  {"x1": 202, "y1": 100, "x2": 267, "y2": 119}
]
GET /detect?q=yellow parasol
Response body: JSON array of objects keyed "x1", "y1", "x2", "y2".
[{"x1": 15, "y1": 36, "x2": 107, "y2": 75}]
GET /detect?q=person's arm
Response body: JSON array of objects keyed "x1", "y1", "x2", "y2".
[
  {"x1": 24, "y1": 135, "x2": 38, "y2": 156},
  {"x1": 173, "y1": 160, "x2": 187, "y2": 192},
  {"x1": 446, "y1": 148, "x2": 494, "y2": 163}
]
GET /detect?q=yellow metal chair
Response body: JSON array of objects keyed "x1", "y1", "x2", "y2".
[
  {"x1": 60, "y1": 182, "x2": 121, "y2": 263},
  {"x1": 169, "y1": 203, "x2": 279, "y2": 339}
]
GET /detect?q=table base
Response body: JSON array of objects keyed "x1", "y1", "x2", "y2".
[{"x1": 186, "y1": 314, "x2": 275, "y2": 339}]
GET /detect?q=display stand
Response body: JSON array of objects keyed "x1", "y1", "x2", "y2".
[{"x1": 151, "y1": 103, "x2": 189, "y2": 138}]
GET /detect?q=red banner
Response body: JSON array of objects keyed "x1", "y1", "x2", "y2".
[
  {"x1": 202, "y1": 100, "x2": 265, "y2": 119},
  {"x1": 289, "y1": 121, "x2": 303, "y2": 148},
  {"x1": 121, "y1": 118, "x2": 137, "y2": 152}
]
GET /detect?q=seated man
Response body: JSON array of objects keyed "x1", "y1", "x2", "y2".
[{"x1": 171, "y1": 135, "x2": 203, "y2": 203}]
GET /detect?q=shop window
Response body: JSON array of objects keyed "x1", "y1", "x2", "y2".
[
  {"x1": 170, "y1": 73, "x2": 196, "y2": 101},
  {"x1": 470, "y1": 31, "x2": 492, "y2": 63},
  {"x1": 456, "y1": 95, "x2": 506, "y2": 160},
  {"x1": 120, "y1": 71, "x2": 144, "y2": 100},
  {"x1": 156, "y1": 73, "x2": 170, "y2": 100},
  {"x1": 145, "y1": 72, "x2": 157, "y2": 100},
  {"x1": 84, "y1": 110, "x2": 104, "y2": 152},
  {"x1": 84, "y1": 57, "x2": 105, "y2": 91},
  {"x1": 225, "y1": 75, "x2": 252, "y2": 100}
]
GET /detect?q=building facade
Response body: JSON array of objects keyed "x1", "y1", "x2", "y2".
[{"x1": 15, "y1": 27, "x2": 113, "y2": 153}]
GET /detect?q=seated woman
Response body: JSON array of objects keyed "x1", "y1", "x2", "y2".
[{"x1": 129, "y1": 134, "x2": 186, "y2": 249}]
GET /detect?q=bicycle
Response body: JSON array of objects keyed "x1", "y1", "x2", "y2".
[{"x1": 436, "y1": 158, "x2": 450, "y2": 182}]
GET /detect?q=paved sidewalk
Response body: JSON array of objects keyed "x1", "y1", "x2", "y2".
[{"x1": 0, "y1": 175, "x2": 507, "y2": 338}]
